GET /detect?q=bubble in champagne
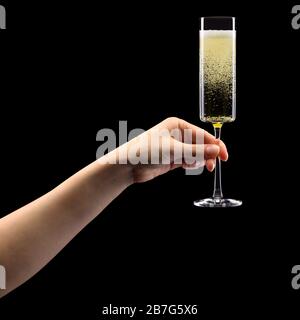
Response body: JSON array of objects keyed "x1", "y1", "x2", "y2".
[{"x1": 200, "y1": 30, "x2": 236, "y2": 123}]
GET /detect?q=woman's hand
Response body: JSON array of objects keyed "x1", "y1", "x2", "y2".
[{"x1": 105, "y1": 117, "x2": 228, "y2": 183}]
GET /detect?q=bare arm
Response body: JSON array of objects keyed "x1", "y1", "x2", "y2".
[
  {"x1": 0, "y1": 117, "x2": 228, "y2": 297},
  {"x1": 0, "y1": 156, "x2": 132, "y2": 297}
]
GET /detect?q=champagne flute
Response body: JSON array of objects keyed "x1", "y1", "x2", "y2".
[{"x1": 194, "y1": 16, "x2": 242, "y2": 207}]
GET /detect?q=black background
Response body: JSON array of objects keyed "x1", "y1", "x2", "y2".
[{"x1": 0, "y1": 0, "x2": 299, "y2": 318}]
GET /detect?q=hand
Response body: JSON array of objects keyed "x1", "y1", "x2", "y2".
[{"x1": 114, "y1": 117, "x2": 228, "y2": 183}]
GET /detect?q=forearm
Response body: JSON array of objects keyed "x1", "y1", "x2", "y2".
[{"x1": 0, "y1": 153, "x2": 132, "y2": 297}]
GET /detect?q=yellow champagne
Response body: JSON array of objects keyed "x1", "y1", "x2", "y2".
[{"x1": 200, "y1": 30, "x2": 236, "y2": 127}]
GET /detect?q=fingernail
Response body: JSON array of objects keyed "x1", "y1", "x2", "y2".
[
  {"x1": 211, "y1": 162, "x2": 215, "y2": 171},
  {"x1": 206, "y1": 145, "x2": 220, "y2": 156}
]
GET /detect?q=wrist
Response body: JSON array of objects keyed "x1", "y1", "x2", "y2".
[{"x1": 97, "y1": 149, "x2": 134, "y2": 188}]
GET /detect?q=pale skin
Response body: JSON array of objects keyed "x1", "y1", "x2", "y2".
[{"x1": 0, "y1": 117, "x2": 228, "y2": 298}]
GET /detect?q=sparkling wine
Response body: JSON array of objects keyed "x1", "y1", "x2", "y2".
[{"x1": 200, "y1": 30, "x2": 236, "y2": 127}]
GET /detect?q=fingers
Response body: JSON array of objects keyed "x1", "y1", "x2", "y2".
[
  {"x1": 215, "y1": 139, "x2": 228, "y2": 161},
  {"x1": 204, "y1": 144, "x2": 220, "y2": 160},
  {"x1": 172, "y1": 118, "x2": 228, "y2": 161},
  {"x1": 175, "y1": 118, "x2": 214, "y2": 144},
  {"x1": 205, "y1": 159, "x2": 215, "y2": 172},
  {"x1": 176, "y1": 141, "x2": 220, "y2": 163},
  {"x1": 176, "y1": 141, "x2": 219, "y2": 172}
]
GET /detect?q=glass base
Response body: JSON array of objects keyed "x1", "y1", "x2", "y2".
[{"x1": 193, "y1": 197, "x2": 242, "y2": 207}]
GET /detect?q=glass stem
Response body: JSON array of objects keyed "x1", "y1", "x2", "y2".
[{"x1": 213, "y1": 125, "x2": 223, "y2": 201}]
